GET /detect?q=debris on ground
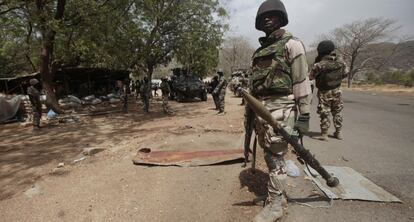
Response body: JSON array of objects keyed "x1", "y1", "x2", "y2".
[
  {"x1": 133, "y1": 149, "x2": 244, "y2": 167},
  {"x1": 73, "y1": 156, "x2": 87, "y2": 163},
  {"x1": 82, "y1": 147, "x2": 106, "y2": 156}
]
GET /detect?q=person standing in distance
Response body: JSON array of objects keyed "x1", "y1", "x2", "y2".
[{"x1": 310, "y1": 40, "x2": 348, "y2": 141}]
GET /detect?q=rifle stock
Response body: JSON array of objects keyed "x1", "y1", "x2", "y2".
[{"x1": 241, "y1": 89, "x2": 339, "y2": 188}]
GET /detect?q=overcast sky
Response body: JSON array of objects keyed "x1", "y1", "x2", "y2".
[{"x1": 221, "y1": 0, "x2": 414, "y2": 48}]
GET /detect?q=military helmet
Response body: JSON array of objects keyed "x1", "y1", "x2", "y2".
[
  {"x1": 29, "y1": 78, "x2": 39, "y2": 86},
  {"x1": 317, "y1": 40, "x2": 335, "y2": 56},
  {"x1": 255, "y1": 0, "x2": 289, "y2": 31},
  {"x1": 217, "y1": 69, "x2": 224, "y2": 75}
]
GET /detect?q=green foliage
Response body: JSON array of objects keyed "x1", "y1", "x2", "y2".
[
  {"x1": 0, "y1": 0, "x2": 226, "y2": 79},
  {"x1": 363, "y1": 70, "x2": 414, "y2": 87}
]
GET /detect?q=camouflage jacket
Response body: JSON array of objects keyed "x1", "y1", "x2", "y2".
[
  {"x1": 251, "y1": 29, "x2": 312, "y2": 114},
  {"x1": 309, "y1": 52, "x2": 348, "y2": 90},
  {"x1": 214, "y1": 76, "x2": 227, "y2": 94},
  {"x1": 160, "y1": 81, "x2": 170, "y2": 93}
]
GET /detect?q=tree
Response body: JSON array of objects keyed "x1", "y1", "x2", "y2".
[
  {"x1": 175, "y1": 3, "x2": 226, "y2": 77},
  {"x1": 318, "y1": 18, "x2": 400, "y2": 87},
  {"x1": 219, "y1": 36, "x2": 254, "y2": 74}
]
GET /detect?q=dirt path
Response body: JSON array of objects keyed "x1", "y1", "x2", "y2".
[{"x1": 0, "y1": 92, "x2": 267, "y2": 221}]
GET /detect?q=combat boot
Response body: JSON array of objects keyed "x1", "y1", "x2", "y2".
[
  {"x1": 313, "y1": 131, "x2": 328, "y2": 141},
  {"x1": 253, "y1": 195, "x2": 284, "y2": 222},
  {"x1": 334, "y1": 131, "x2": 343, "y2": 140}
]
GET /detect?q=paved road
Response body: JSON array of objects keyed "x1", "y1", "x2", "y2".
[{"x1": 288, "y1": 90, "x2": 414, "y2": 221}]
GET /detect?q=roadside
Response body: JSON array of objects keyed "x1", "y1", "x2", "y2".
[{"x1": 343, "y1": 84, "x2": 414, "y2": 96}]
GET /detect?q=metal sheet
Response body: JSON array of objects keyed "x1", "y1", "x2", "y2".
[
  {"x1": 132, "y1": 149, "x2": 244, "y2": 167},
  {"x1": 304, "y1": 166, "x2": 402, "y2": 203}
]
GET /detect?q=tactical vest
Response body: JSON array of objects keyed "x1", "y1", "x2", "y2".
[
  {"x1": 315, "y1": 58, "x2": 344, "y2": 90},
  {"x1": 251, "y1": 32, "x2": 292, "y2": 96}
]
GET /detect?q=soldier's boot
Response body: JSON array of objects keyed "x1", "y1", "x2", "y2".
[
  {"x1": 334, "y1": 130, "x2": 343, "y2": 140},
  {"x1": 314, "y1": 130, "x2": 328, "y2": 141},
  {"x1": 217, "y1": 110, "x2": 226, "y2": 116},
  {"x1": 253, "y1": 195, "x2": 285, "y2": 222}
]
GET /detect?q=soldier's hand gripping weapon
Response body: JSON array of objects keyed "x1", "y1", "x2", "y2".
[{"x1": 241, "y1": 89, "x2": 340, "y2": 187}]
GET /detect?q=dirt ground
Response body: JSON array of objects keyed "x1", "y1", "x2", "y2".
[{"x1": 0, "y1": 90, "x2": 410, "y2": 221}]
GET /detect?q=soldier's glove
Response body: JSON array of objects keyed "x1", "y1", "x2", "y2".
[{"x1": 294, "y1": 113, "x2": 310, "y2": 134}]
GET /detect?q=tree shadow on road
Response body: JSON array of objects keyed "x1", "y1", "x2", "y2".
[{"x1": 0, "y1": 99, "x2": 208, "y2": 200}]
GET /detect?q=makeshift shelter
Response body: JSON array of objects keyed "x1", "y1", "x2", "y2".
[{"x1": 0, "y1": 68, "x2": 130, "y2": 97}]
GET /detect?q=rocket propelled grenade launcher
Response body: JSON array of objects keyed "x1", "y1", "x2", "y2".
[{"x1": 241, "y1": 89, "x2": 339, "y2": 187}]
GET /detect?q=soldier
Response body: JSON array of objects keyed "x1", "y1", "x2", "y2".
[
  {"x1": 247, "y1": 1, "x2": 312, "y2": 221},
  {"x1": 27, "y1": 78, "x2": 42, "y2": 129},
  {"x1": 213, "y1": 70, "x2": 227, "y2": 115},
  {"x1": 140, "y1": 77, "x2": 150, "y2": 113},
  {"x1": 209, "y1": 75, "x2": 219, "y2": 110},
  {"x1": 121, "y1": 78, "x2": 130, "y2": 113},
  {"x1": 160, "y1": 77, "x2": 172, "y2": 114},
  {"x1": 310, "y1": 40, "x2": 348, "y2": 141}
]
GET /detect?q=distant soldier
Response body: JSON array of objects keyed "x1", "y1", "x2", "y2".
[
  {"x1": 27, "y1": 78, "x2": 42, "y2": 129},
  {"x1": 213, "y1": 70, "x2": 227, "y2": 115},
  {"x1": 310, "y1": 40, "x2": 348, "y2": 140},
  {"x1": 135, "y1": 80, "x2": 142, "y2": 99},
  {"x1": 160, "y1": 77, "x2": 172, "y2": 114},
  {"x1": 121, "y1": 78, "x2": 130, "y2": 113},
  {"x1": 140, "y1": 77, "x2": 150, "y2": 113},
  {"x1": 209, "y1": 75, "x2": 219, "y2": 110}
]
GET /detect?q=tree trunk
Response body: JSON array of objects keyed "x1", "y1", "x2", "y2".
[
  {"x1": 36, "y1": 0, "x2": 66, "y2": 114},
  {"x1": 347, "y1": 75, "x2": 353, "y2": 88},
  {"x1": 39, "y1": 36, "x2": 64, "y2": 114}
]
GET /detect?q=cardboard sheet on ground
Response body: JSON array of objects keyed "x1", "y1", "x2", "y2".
[
  {"x1": 304, "y1": 166, "x2": 402, "y2": 203},
  {"x1": 133, "y1": 149, "x2": 244, "y2": 167}
]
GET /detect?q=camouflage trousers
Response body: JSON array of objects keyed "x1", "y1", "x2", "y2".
[
  {"x1": 162, "y1": 95, "x2": 170, "y2": 114},
  {"x1": 212, "y1": 94, "x2": 219, "y2": 110},
  {"x1": 254, "y1": 95, "x2": 298, "y2": 199},
  {"x1": 122, "y1": 93, "x2": 128, "y2": 112},
  {"x1": 218, "y1": 91, "x2": 226, "y2": 112},
  {"x1": 141, "y1": 94, "x2": 149, "y2": 113},
  {"x1": 32, "y1": 105, "x2": 42, "y2": 127},
  {"x1": 317, "y1": 88, "x2": 343, "y2": 133}
]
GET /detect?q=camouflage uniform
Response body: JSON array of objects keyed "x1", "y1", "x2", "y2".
[
  {"x1": 160, "y1": 78, "x2": 171, "y2": 114},
  {"x1": 213, "y1": 73, "x2": 227, "y2": 114},
  {"x1": 121, "y1": 79, "x2": 130, "y2": 113},
  {"x1": 210, "y1": 76, "x2": 219, "y2": 110},
  {"x1": 140, "y1": 78, "x2": 150, "y2": 113},
  {"x1": 27, "y1": 79, "x2": 42, "y2": 128},
  {"x1": 250, "y1": 28, "x2": 312, "y2": 203},
  {"x1": 310, "y1": 52, "x2": 348, "y2": 139}
]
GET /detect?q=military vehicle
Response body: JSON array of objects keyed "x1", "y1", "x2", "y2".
[{"x1": 170, "y1": 68, "x2": 208, "y2": 102}]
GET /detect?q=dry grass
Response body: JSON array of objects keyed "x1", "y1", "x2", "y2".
[{"x1": 343, "y1": 84, "x2": 414, "y2": 95}]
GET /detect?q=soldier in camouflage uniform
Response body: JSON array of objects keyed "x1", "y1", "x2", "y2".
[
  {"x1": 247, "y1": 1, "x2": 312, "y2": 221},
  {"x1": 27, "y1": 78, "x2": 42, "y2": 129},
  {"x1": 209, "y1": 75, "x2": 219, "y2": 110},
  {"x1": 213, "y1": 70, "x2": 227, "y2": 115},
  {"x1": 140, "y1": 77, "x2": 150, "y2": 113},
  {"x1": 310, "y1": 40, "x2": 348, "y2": 141},
  {"x1": 121, "y1": 78, "x2": 130, "y2": 113},
  {"x1": 160, "y1": 77, "x2": 172, "y2": 114}
]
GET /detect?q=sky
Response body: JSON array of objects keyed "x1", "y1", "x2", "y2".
[{"x1": 221, "y1": 0, "x2": 414, "y2": 48}]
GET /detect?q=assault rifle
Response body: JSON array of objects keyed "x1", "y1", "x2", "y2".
[{"x1": 241, "y1": 89, "x2": 339, "y2": 187}]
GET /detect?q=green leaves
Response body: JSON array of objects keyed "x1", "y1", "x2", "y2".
[{"x1": 0, "y1": 0, "x2": 226, "y2": 78}]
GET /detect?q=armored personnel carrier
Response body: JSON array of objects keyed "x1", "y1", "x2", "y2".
[{"x1": 171, "y1": 68, "x2": 207, "y2": 102}]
